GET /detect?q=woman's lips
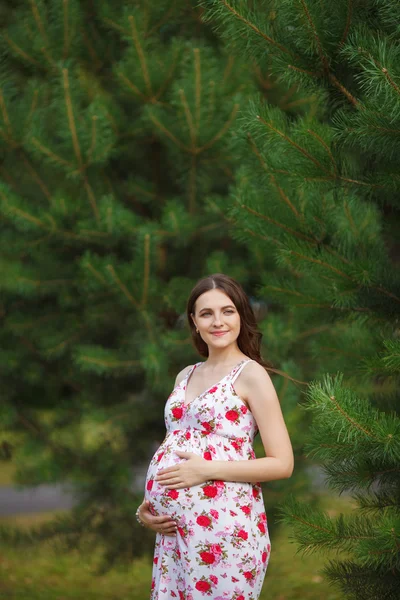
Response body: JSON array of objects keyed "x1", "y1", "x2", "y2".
[{"x1": 211, "y1": 331, "x2": 228, "y2": 336}]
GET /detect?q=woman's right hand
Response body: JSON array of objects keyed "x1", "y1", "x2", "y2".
[{"x1": 138, "y1": 500, "x2": 178, "y2": 537}]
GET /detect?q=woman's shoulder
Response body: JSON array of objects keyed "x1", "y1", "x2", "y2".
[
  {"x1": 174, "y1": 363, "x2": 196, "y2": 387},
  {"x1": 240, "y1": 359, "x2": 273, "y2": 387}
]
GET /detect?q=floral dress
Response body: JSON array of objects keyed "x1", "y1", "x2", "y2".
[{"x1": 144, "y1": 359, "x2": 271, "y2": 600}]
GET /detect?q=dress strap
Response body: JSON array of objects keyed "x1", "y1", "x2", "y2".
[
  {"x1": 230, "y1": 359, "x2": 254, "y2": 384},
  {"x1": 185, "y1": 363, "x2": 198, "y2": 380}
]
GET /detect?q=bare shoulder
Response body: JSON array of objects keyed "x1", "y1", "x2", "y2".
[
  {"x1": 174, "y1": 364, "x2": 195, "y2": 387},
  {"x1": 237, "y1": 360, "x2": 276, "y2": 399},
  {"x1": 242, "y1": 359, "x2": 272, "y2": 381}
]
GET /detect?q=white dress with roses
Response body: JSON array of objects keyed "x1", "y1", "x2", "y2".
[{"x1": 144, "y1": 359, "x2": 271, "y2": 600}]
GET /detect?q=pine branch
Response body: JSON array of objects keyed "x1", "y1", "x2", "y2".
[
  {"x1": 247, "y1": 133, "x2": 301, "y2": 218},
  {"x1": 323, "y1": 559, "x2": 400, "y2": 600},
  {"x1": 30, "y1": 137, "x2": 74, "y2": 168},
  {"x1": 128, "y1": 15, "x2": 153, "y2": 98},
  {"x1": 276, "y1": 494, "x2": 376, "y2": 555},
  {"x1": 219, "y1": 0, "x2": 292, "y2": 55},
  {"x1": 298, "y1": 0, "x2": 330, "y2": 73},
  {"x1": 28, "y1": 0, "x2": 50, "y2": 49},
  {"x1": 337, "y1": 0, "x2": 353, "y2": 49},
  {"x1": 256, "y1": 114, "x2": 333, "y2": 175},
  {"x1": 62, "y1": 69, "x2": 83, "y2": 169},
  {"x1": 240, "y1": 201, "x2": 315, "y2": 243},
  {"x1": 106, "y1": 264, "x2": 140, "y2": 309},
  {"x1": 198, "y1": 102, "x2": 240, "y2": 151},
  {"x1": 4, "y1": 33, "x2": 41, "y2": 66}
]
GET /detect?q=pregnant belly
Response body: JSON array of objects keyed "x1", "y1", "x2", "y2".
[
  {"x1": 144, "y1": 439, "x2": 219, "y2": 521},
  {"x1": 144, "y1": 442, "x2": 196, "y2": 519},
  {"x1": 143, "y1": 433, "x2": 258, "y2": 523}
]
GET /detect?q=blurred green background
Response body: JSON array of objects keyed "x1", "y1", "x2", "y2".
[{"x1": 1, "y1": 0, "x2": 399, "y2": 599}]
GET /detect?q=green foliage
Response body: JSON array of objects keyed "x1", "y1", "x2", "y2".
[
  {"x1": 0, "y1": 0, "x2": 260, "y2": 565},
  {"x1": 0, "y1": 0, "x2": 313, "y2": 573},
  {"x1": 200, "y1": 0, "x2": 400, "y2": 598}
]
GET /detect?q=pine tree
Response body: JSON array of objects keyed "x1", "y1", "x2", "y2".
[
  {"x1": 199, "y1": 1, "x2": 400, "y2": 598},
  {"x1": 0, "y1": 0, "x2": 264, "y2": 568}
]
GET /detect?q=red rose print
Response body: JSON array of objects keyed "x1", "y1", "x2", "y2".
[
  {"x1": 225, "y1": 409, "x2": 239, "y2": 422},
  {"x1": 150, "y1": 363, "x2": 269, "y2": 596},
  {"x1": 200, "y1": 551, "x2": 215, "y2": 564},
  {"x1": 167, "y1": 489, "x2": 179, "y2": 500},
  {"x1": 258, "y1": 522, "x2": 266, "y2": 534},
  {"x1": 231, "y1": 438, "x2": 244, "y2": 451},
  {"x1": 197, "y1": 515, "x2": 211, "y2": 527},
  {"x1": 267, "y1": 543, "x2": 271, "y2": 552},
  {"x1": 203, "y1": 485, "x2": 218, "y2": 498},
  {"x1": 172, "y1": 407, "x2": 183, "y2": 420},
  {"x1": 195, "y1": 580, "x2": 211, "y2": 592},
  {"x1": 201, "y1": 421, "x2": 212, "y2": 431}
]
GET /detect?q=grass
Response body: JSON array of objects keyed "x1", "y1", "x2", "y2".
[
  {"x1": 0, "y1": 493, "x2": 355, "y2": 600},
  {"x1": 0, "y1": 461, "x2": 16, "y2": 485}
]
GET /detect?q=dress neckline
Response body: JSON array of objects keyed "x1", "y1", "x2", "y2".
[{"x1": 182, "y1": 359, "x2": 250, "y2": 409}]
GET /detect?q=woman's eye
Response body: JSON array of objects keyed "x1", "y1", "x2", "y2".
[{"x1": 202, "y1": 310, "x2": 234, "y2": 316}]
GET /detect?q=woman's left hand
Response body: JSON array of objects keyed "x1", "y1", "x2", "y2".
[{"x1": 155, "y1": 450, "x2": 213, "y2": 489}]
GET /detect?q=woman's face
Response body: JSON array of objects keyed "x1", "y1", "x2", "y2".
[{"x1": 191, "y1": 289, "x2": 241, "y2": 348}]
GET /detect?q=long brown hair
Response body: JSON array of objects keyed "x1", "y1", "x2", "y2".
[{"x1": 186, "y1": 273, "x2": 306, "y2": 386}]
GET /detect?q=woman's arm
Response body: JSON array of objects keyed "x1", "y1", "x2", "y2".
[
  {"x1": 208, "y1": 361, "x2": 294, "y2": 484},
  {"x1": 207, "y1": 455, "x2": 291, "y2": 483}
]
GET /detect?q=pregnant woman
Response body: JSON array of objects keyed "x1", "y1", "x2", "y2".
[{"x1": 136, "y1": 273, "x2": 294, "y2": 600}]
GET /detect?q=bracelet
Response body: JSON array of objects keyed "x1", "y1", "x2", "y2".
[{"x1": 136, "y1": 506, "x2": 145, "y2": 527}]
